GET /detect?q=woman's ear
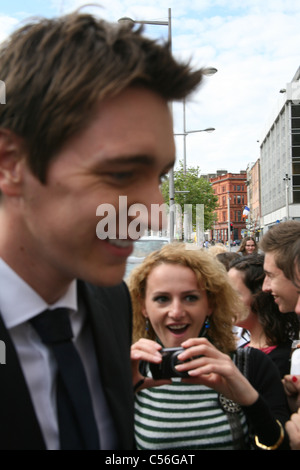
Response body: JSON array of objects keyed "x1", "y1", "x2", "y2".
[
  {"x1": 0, "y1": 129, "x2": 25, "y2": 196},
  {"x1": 141, "y1": 305, "x2": 148, "y2": 318}
]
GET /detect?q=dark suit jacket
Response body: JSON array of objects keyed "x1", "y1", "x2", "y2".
[{"x1": 0, "y1": 280, "x2": 135, "y2": 450}]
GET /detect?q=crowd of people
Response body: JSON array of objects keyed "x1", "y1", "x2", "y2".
[
  {"x1": 128, "y1": 244, "x2": 291, "y2": 450},
  {"x1": 0, "y1": 8, "x2": 300, "y2": 452},
  {"x1": 127, "y1": 221, "x2": 300, "y2": 450}
]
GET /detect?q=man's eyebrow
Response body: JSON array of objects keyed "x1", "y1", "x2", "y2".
[
  {"x1": 100, "y1": 155, "x2": 163, "y2": 165},
  {"x1": 104, "y1": 155, "x2": 153, "y2": 165},
  {"x1": 98, "y1": 154, "x2": 175, "y2": 169}
]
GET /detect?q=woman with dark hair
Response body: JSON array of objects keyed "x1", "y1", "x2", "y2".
[{"x1": 228, "y1": 254, "x2": 299, "y2": 378}]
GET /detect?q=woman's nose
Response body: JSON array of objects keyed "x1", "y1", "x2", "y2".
[{"x1": 169, "y1": 299, "x2": 185, "y2": 319}]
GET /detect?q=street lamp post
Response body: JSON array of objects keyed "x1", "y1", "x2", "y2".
[
  {"x1": 118, "y1": 9, "x2": 175, "y2": 240},
  {"x1": 178, "y1": 67, "x2": 217, "y2": 174},
  {"x1": 283, "y1": 173, "x2": 291, "y2": 220},
  {"x1": 175, "y1": 117, "x2": 215, "y2": 174}
]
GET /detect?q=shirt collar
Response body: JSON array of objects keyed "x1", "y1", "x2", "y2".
[{"x1": 0, "y1": 258, "x2": 78, "y2": 329}]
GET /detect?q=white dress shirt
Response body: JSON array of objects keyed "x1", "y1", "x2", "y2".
[{"x1": 0, "y1": 258, "x2": 117, "y2": 449}]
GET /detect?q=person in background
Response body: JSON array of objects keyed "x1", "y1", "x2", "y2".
[
  {"x1": 208, "y1": 247, "x2": 246, "y2": 346},
  {"x1": 207, "y1": 247, "x2": 247, "y2": 346},
  {"x1": 284, "y1": 236, "x2": 300, "y2": 449},
  {"x1": 260, "y1": 221, "x2": 300, "y2": 315},
  {"x1": 228, "y1": 254, "x2": 299, "y2": 378},
  {"x1": 128, "y1": 243, "x2": 290, "y2": 450},
  {"x1": 207, "y1": 243, "x2": 227, "y2": 257},
  {"x1": 216, "y1": 251, "x2": 240, "y2": 271},
  {"x1": 283, "y1": 235, "x2": 300, "y2": 316},
  {"x1": 0, "y1": 10, "x2": 204, "y2": 449},
  {"x1": 261, "y1": 222, "x2": 300, "y2": 411},
  {"x1": 237, "y1": 237, "x2": 258, "y2": 256}
]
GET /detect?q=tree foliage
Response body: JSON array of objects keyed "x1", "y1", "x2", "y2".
[{"x1": 161, "y1": 161, "x2": 218, "y2": 230}]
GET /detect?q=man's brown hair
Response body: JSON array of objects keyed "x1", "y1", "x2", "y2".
[
  {"x1": 259, "y1": 220, "x2": 300, "y2": 280},
  {"x1": 0, "y1": 11, "x2": 204, "y2": 182}
]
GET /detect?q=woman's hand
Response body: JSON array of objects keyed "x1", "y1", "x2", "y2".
[
  {"x1": 175, "y1": 337, "x2": 259, "y2": 406},
  {"x1": 282, "y1": 375, "x2": 300, "y2": 413},
  {"x1": 285, "y1": 408, "x2": 300, "y2": 450},
  {"x1": 131, "y1": 338, "x2": 171, "y2": 392}
]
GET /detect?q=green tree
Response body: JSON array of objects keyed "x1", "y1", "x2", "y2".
[{"x1": 161, "y1": 161, "x2": 218, "y2": 230}]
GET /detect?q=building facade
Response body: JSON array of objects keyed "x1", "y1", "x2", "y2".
[
  {"x1": 260, "y1": 66, "x2": 300, "y2": 231},
  {"x1": 209, "y1": 171, "x2": 247, "y2": 243},
  {"x1": 246, "y1": 159, "x2": 261, "y2": 240}
]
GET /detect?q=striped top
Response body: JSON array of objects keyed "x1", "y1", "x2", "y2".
[{"x1": 134, "y1": 380, "x2": 249, "y2": 450}]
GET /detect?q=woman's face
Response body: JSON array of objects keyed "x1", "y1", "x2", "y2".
[
  {"x1": 142, "y1": 263, "x2": 212, "y2": 348},
  {"x1": 227, "y1": 267, "x2": 253, "y2": 328},
  {"x1": 244, "y1": 239, "x2": 256, "y2": 254}
]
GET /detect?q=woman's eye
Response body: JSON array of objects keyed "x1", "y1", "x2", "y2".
[
  {"x1": 185, "y1": 295, "x2": 199, "y2": 302},
  {"x1": 153, "y1": 295, "x2": 169, "y2": 303}
]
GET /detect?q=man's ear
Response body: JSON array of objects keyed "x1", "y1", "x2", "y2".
[{"x1": 0, "y1": 129, "x2": 25, "y2": 196}]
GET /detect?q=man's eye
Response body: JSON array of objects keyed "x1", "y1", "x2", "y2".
[
  {"x1": 159, "y1": 173, "x2": 169, "y2": 184},
  {"x1": 111, "y1": 172, "x2": 133, "y2": 180}
]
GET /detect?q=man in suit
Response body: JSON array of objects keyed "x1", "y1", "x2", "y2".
[{"x1": 0, "y1": 11, "x2": 204, "y2": 449}]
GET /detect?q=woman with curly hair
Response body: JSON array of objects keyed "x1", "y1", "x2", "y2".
[
  {"x1": 128, "y1": 243, "x2": 290, "y2": 450},
  {"x1": 228, "y1": 253, "x2": 299, "y2": 378}
]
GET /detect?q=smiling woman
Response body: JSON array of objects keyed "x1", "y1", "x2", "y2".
[{"x1": 127, "y1": 243, "x2": 290, "y2": 450}]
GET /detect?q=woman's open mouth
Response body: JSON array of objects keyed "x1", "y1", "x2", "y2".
[{"x1": 167, "y1": 324, "x2": 189, "y2": 335}]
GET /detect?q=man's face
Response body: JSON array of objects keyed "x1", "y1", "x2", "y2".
[
  {"x1": 294, "y1": 265, "x2": 300, "y2": 315},
  {"x1": 10, "y1": 87, "x2": 175, "y2": 295},
  {"x1": 263, "y1": 252, "x2": 298, "y2": 313}
]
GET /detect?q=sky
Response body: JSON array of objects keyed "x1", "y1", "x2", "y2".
[{"x1": 0, "y1": 0, "x2": 299, "y2": 175}]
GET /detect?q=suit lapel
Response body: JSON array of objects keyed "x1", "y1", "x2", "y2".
[
  {"x1": 0, "y1": 314, "x2": 46, "y2": 449},
  {"x1": 78, "y1": 281, "x2": 134, "y2": 449},
  {"x1": 0, "y1": 280, "x2": 134, "y2": 450}
]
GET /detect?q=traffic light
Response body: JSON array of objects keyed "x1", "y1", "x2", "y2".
[{"x1": 230, "y1": 223, "x2": 233, "y2": 232}]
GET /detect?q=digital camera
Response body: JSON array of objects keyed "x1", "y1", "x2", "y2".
[{"x1": 149, "y1": 347, "x2": 190, "y2": 379}]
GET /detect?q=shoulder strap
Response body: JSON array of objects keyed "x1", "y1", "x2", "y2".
[{"x1": 234, "y1": 347, "x2": 251, "y2": 379}]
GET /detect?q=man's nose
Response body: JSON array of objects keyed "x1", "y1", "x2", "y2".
[
  {"x1": 140, "y1": 186, "x2": 167, "y2": 233},
  {"x1": 262, "y1": 276, "x2": 271, "y2": 292},
  {"x1": 294, "y1": 295, "x2": 300, "y2": 315}
]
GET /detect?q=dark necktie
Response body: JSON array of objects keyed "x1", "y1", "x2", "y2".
[{"x1": 30, "y1": 308, "x2": 100, "y2": 450}]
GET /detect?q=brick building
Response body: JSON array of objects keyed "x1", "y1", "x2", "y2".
[{"x1": 209, "y1": 171, "x2": 247, "y2": 243}]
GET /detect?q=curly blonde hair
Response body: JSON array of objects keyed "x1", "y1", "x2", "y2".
[{"x1": 128, "y1": 243, "x2": 243, "y2": 353}]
